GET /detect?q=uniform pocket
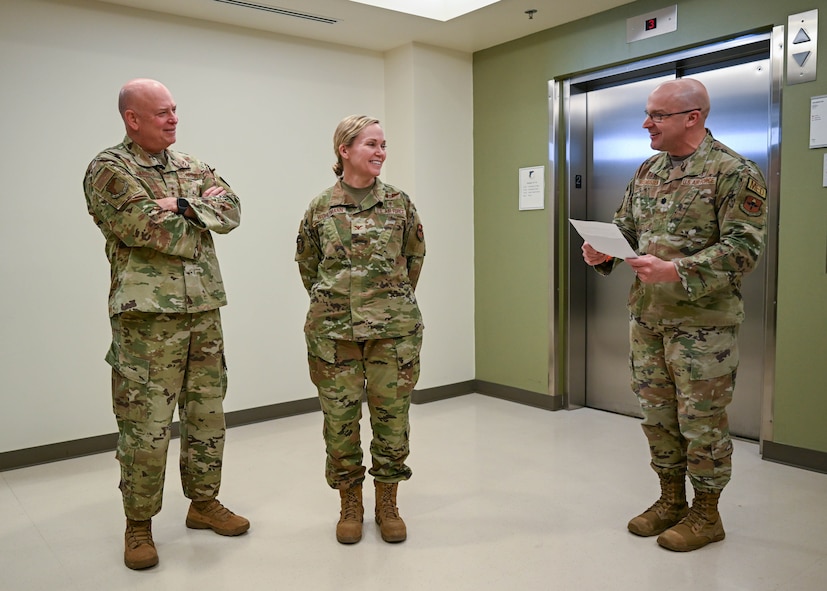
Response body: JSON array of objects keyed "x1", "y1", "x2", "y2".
[
  {"x1": 306, "y1": 335, "x2": 337, "y2": 364},
  {"x1": 106, "y1": 341, "x2": 150, "y2": 421},
  {"x1": 688, "y1": 327, "x2": 739, "y2": 381},
  {"x1": 395, "y1": 331, "x2": 423, "y2": 367}
]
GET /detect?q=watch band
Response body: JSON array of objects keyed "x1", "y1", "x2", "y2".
[{"x1": 177, "y1": 198, "x2": 189, "y2": 216}]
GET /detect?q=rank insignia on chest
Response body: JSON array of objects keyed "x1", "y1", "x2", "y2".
[{"x1": 352, "y1": 221, "x2": 367, "y2": 235}]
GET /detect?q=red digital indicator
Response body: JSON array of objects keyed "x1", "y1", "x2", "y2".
[{"x1": 645, "y1": 18, "x2": 657, "y2": 31}]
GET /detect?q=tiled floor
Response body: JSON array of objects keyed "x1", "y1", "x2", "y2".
[{"x1": 2, "y1": 394, "x2": 826, "y2": 590}]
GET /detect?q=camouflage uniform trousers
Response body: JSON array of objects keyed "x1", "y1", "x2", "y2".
[
  {"x1": 629, "y1": 317, "x2": 738, "y2": 492},
  {"x1": 308, "y1": 335, "x2": 421, "y2": 489},
  {"x1": 107, "y1": 309, "x2": 228, "y2": 521}
]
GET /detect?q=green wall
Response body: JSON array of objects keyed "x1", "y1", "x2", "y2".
[{"x1": 473, "y1": 0, "x2": 827, "y2": 453}]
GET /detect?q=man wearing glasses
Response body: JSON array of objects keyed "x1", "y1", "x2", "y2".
[{"x1": 581, "y1": 78, "x2": 767, "y2": 552}]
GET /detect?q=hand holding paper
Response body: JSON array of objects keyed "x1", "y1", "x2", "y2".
[{"x1": 569, "y1": 219, "x2": 638, "y2": 259}]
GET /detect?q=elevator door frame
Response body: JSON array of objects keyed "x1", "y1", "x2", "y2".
[{"x1": 548, "y1": 28, "x2": 783, "y2": 446}]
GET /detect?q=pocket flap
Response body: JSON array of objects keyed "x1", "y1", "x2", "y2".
[
  {"x1": 396, "y1": 331, "x2": 423, "y2": 366},
  {"x1": 105, "y1": 342, "x2": 150, "y2": 384}
]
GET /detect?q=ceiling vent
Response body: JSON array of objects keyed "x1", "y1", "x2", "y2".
[{"x1": 212, "y1": 0, "x2": 339, "y2": 24}]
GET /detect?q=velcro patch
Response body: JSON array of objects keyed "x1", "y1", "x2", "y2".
[
  {"x1": 746, "y1": 177, "x2": 766, "y2": 198},
  {"x1": 94, "y1": 166, "x2": 133, "y2": 209},
  {"x1": 682, "y1": 176, "x2": 716, "y2": 186},
  {"x1": 314, "y1": 206, "x2": 347, "y2": 224},
  {"x1": 92, "y1": 167, "x2": 115, "y2": 192},
  {"x1": 376, "y1": 207, "x2": 405, "y2": 216},
  {"x1": 105, "y1": 176, "x2": 128, "y2": 199},
  {"x1": 741, "y1": 194, "x2": 764, "y2": 216}
]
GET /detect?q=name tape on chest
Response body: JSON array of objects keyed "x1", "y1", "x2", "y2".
[
  {"x1": 682, "y1": 176, "x2": 716, "y2": 186},
  {"x1": 636, "y1": 178, "x2": 660, "y2": 187},
  {"x1": 314, "y1": 206, "x2": 348, "y2": 224},
  {"x1": 375, "y1": 207, "x2": 405, "y2": 216}
]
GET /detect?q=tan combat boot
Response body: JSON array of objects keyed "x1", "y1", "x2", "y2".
[
  {"x1": 186, "y1": 499, "x2": 250, "y2": 536},
  {"x1": 628, "y1": 469, "x2": 689, "y2": 536},
  {"x1": 124, "y1": 518, "x2": 158, "y2": 570},
  {"x1": 336, "y1": 484, "x2": 364, "y2": 544},
  {"x1": 375, "y1": 481, "x2": 406, "y2": 543},
  {"x1": 657, "y1": 489, "x2": 725, "y2": 551}
]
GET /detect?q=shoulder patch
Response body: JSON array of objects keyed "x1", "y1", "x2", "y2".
[
  {"x1": 93, "y1": 165, "x2": 133, "y2": 209},
  {"x1": 746, "y1": 176, "x2": 766, "y2": 199},
  {"x1": 92, "y1": 167, "x2": 116, "y2": 193},
  {"x1": 740, "y1": 176, "x2": 767, "y2": 217},
  {"x1": 104, "y1": 176, "x2": 129, "y2": 200}
]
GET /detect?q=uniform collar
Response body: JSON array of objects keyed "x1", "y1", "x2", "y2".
[
  {"x1": 123, "y1": 135, "x2": 188, "y2": 171},
  {"x1": 650, "y1": 130, "x2": 715, "y2": 180},
  {"x1": 330, "y1": 177, "x2": 386, "y2": 210}
]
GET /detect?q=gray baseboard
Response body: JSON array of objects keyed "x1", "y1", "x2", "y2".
[
  {"x1": 0, "y1": 383, "x2": 560, "y2": 472},
  {"x1": 762, "y1": 440, "x2": 827, "y2": 474},
  {"x1": 412, "y1": 380, "x2": 476, "y2": 404},
  {"x1": 32, "y1": 381, "x2": 826, "y2": 472},
  {"x1": 0, "y1": 397, "x2": 321, "y2": 473},
  {"x1": 412, "y1": 379, "x2": 563, "y2": 411},
  {"x1": 473, "y1": 380, "x2": 564, "y2": 410}
]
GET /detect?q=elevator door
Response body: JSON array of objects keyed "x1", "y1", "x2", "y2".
[{"x1": 575, "y1": 55, "x2": 771, "y2": 440}]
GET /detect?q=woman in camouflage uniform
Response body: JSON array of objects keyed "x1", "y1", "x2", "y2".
[{"x1": 295, "y1": 115, "x2": 426, "y2": 544}]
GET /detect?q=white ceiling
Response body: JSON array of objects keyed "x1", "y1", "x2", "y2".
[{"x1": 95, "y1": 0, "x2": 636, "y2": 53}]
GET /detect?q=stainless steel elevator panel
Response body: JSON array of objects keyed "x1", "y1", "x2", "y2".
[{"x1": 567, "y1": 42, "x2": 774, "y2": 440}]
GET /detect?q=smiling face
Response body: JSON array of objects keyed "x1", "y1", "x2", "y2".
[
  {"x1": 121, "y1": 80, "x2": 178, "y2": 153},
  {"x1": 642, "y1": 78, "x2": 709, "y2": 157},
  {"x1": 339, "y1": 123, "x2": 386, "y2": 188}
]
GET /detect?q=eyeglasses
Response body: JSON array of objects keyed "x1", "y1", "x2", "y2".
[{"x1": 643, "y1": 108, "x2": 700, "y2": 122}]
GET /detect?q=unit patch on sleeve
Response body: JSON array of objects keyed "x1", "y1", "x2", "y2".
[
  {"x1": 741, "y1": 176, "x2": 766, "y2": 217},
  {"x1": 94, "y1": 166, "x2": 132, "y2": 209}
]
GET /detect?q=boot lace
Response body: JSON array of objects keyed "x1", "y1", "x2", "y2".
[
  {"x1": 341, "y1": 489, "x2": 361, "y2": 521},
  {"x1": 681, "y1": 504, "x2": 707, "y2": 532},
  {"x1": 126, "y1": 522, "x2": 153, "y2": 549},
  {"x1": 196, "y1": 499, "x2": 234, "y2": 520},
  {"x1": 646, "y1": 474, "x2": 686, "y2": 517},
  {"x1": 379, "y1": 486, "x2": 400, "y2": 519},
  {"x1": 645, "y1": 498, "x2": 672, "y2": 517},
  {"x1": 681, "y1": 496, "x2": 717, "y2": 532}
]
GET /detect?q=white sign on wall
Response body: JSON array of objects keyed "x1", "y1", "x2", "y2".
[{"x1": 519, "y1": 166, "x2": 545, "y2": 210}]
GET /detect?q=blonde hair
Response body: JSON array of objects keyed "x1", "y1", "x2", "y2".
[{"x1": 332, "y1": 115, "x2": 380, "y2": 177}]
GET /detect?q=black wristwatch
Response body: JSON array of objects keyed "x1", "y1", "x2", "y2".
[{"x1": 177, "y1": 198, "x2": 190, "y2": 216}]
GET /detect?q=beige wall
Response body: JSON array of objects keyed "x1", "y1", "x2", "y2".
[
  {"x1": 0, "y1": 0, "x2": 475, "y2": 453},
  {"x1": 385, "y1": 43, "x2": 476, "y2": 387}
]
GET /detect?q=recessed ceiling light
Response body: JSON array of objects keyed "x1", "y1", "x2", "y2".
[{"x1": 348, "y1": 0, "x2": 500, "y2": 22}]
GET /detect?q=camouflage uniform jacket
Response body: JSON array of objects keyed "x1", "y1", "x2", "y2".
[
  {"x1": 295, "y1": 178, "x2": 425, "y2": 350},
  {"x1": 597, "y1": 131, "x2": 767, "y2": 327},
  {"x1": 84, "y1": 136, "x2": 240, "y2": 317}
]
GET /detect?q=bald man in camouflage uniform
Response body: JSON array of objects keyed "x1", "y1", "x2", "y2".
[
  {"x1": 296, "y1": 115, "x2": 425, "y2": 545},
  {"x1": 582, "y1": 78, "x2": 767, "y2": 551},
  {"x1": 84, "y1": 78, "x2": 249, "y2": 570}
]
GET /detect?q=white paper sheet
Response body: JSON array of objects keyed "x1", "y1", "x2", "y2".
[{"x1": 569, "y1": 218, "x2": 638, "y2": 259}]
